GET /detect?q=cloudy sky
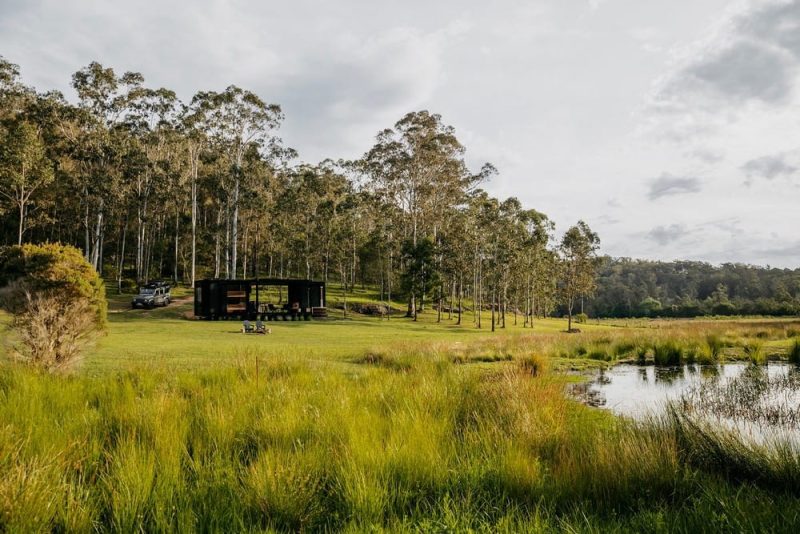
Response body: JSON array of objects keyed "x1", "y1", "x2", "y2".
[{"x1": 1, "y1": 0, "x2": 798, "y2": 267}]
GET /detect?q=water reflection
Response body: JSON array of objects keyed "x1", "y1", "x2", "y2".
[
  {"x1": 575, "y1": 362, "x2": 800, "y2": 444},
  {"x1": 700, "y1": 365, "x2": 719, "y2": 379}
]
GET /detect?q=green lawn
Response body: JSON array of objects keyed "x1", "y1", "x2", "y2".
[{"x1": 91, "y1": 286, "x2": 601, "y2": 374}]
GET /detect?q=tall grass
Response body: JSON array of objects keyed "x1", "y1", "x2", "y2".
[
  {"x1": 743, "y1": 340, "x2": 766, "y2": 365},
  {"x1": 788, "y1": 339, "x2": 800, "y2": 365},
  {"x1": 3, "y1": 315, "x2": 800, "y2": 529},
  {"x1": 2, "y1": 351, "x2": 800, "y2": 531},
  {"x1": 653, "y1": 341, "x2": 683, "y2": 366}
]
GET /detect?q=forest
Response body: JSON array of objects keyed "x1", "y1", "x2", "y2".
[
  {"x1": 0, "y1": 56, "x2": 603, "y2": 325},
  {"x1": 587, "y1": 258, "x2": 800, "y2": 318},
  {"x1": 2, "y1": 55, "x2": 797, "y2": 321}
]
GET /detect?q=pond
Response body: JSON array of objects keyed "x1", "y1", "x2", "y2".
[{"x1": 574, "y1": 363, "x2": 800, "y2": 443}]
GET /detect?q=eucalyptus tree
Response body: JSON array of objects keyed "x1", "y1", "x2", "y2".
[
  {"x1": 124, "y1": 86, "x2": 181, "y2": 282},
  {"x1": 559, "y1": 220, "x2": 600, "y2": 331},
  {"x1": 0, "y1": 120, "x2": 54, "y2": 244},
  {"x1": 231, "y1": 146, "x2": 270, "y2": 278},
  {"x1": 0, "y1": 56, "x2": 20, "y2": 92},
  {"x1": 0, "y1": 56, "x2": 32, "y2": 124},
  {"x1": 400, "y1": 237, "x2": 438, "y2": 321},
  {"x1": 179, "y1": 102, "x2": 209, "y2": 287},
  {"x1": 364, "y1": 111, "x2": 472, "y2": 317},
  {"x1": 519, "y1": 208, "x2": 553, "y2": 326},
  {"x1": 316, "y1": 162, "x2": 354, "y2": 283},
  {"x1": 70, "y1": 62, "x2": 144, "y2": 270},
  {"x1": 190, "y1": 86, "x2": 283, "y2": 278}
]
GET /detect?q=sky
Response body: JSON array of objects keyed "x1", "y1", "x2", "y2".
[{"x1": 1, "y1": 0, "x2": 798, "y2": 267}]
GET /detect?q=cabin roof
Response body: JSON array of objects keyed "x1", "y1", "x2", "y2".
[{"x1": 196, "y1": 278, "x2": 324, "y2": 286}]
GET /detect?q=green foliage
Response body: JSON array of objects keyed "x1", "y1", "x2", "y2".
[
  {"x1": 590, "y1": 258, "x2": 800, "y2": 318},
  {"x1": 575, "y1": 312, "x2": 588, "y2": 324},
  {"x1": 0, "y1": 243, "x2": 106, "y2": 326},
  {"x1": 559, "y1": 221, "x2": 600, "y2": 329},
  {"x1": 400, "y1": 237, "x2": 439, "y2": 308},
  {"x1": 0, "y1": 119, "x2": 54, "y2": 244},
  {"x1": 0, "y1": 243, "x2": 105, "y2": 370},
  {"x1": 639, "y1": 296, "x2": 662, "y2": 316}
]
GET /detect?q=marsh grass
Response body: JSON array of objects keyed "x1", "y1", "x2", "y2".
[
  {"x1": 788, "y1": 339, "x2": 800, "y2": 365},
  {"x1": 667, "y1": 407, "x2": 800, "y2": 493},
  {"x1": 653, "y1": 341, "x2": 683, "y2": 366},
  {"x1": 3, "y1": 312, "x2": 800, "y2": 530},
  {"x1": 2, "y1": 351, "x2": 800, "y2": 531},
  {"x1": 744, "y1": 340, "x2": 766, "y2": 365}
]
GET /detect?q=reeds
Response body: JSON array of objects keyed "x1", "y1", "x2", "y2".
[
  {"x1": 788, "y1": 339, "x2": 800, "y2": 365},
  {"x1": 744, "y1": 340, "x2": 766, "y2": 365}
]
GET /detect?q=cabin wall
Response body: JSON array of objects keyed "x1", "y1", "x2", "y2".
[{"x1": 194, "y1": 279, "x2": 326, "y2": 319}]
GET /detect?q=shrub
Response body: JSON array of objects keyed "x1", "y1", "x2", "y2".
[
  {"x1": 575, "y1": 313, "x2": 588, "y2": 324},
  {"x1": 0, "y1": 243, "x2": 105, "y2": 371},
  {"x1": 0, "y1": 243, "x2": 106, "y2": 325},
  {"x1": 8, "y1": 292, "x2": 98, "y2": 371}
]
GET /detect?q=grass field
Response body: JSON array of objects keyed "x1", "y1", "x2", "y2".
[
  {"x1": 1, "y1": 287, "x2": 800, "y2": 531},
  {"x1": 92, "y1": 285, "x2": 607, "y2": 374}
]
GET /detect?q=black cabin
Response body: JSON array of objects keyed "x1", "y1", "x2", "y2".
[{"x1": 194, "y1": 278, "x2": 326, "y2": 320}]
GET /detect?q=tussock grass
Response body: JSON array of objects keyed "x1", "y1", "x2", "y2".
[
  {"x1": 1, "y1": 353, "x2": 800, "y2": 531},
  {"x1": 668, "y1": 407, "x2": 800, "y2": 493},
  {"x1": 744, "y1": 340, "x2": 766, "y2": 365}
]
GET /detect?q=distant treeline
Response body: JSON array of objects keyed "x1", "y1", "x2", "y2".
[{"x1": 586, "y1": 259, "x2": 800, "y2": 318}]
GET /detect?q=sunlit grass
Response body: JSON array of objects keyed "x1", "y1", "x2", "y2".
[{"x1": 1, "y1": 289, "x2": 800, "y2": 530}]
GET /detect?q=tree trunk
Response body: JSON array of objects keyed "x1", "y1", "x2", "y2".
[
  {"x1": 491, "y1": 285, "x2": 496, "y2": 332},
  {"x1": 437, "y1": 283, "x2": 442, "y2": 323},
  {"x1": 17, "y1": 198, "x2": 24, "y2": 245},
  {"x1": 117, "y1": 215, "x2": 128, "y2": 294},
  {"x1": 231, "y1": 176, "x2": 239, "y2": 279},
  {"x1": 174, "y1": 206, "x2": 180, "y2": 283},
  {"x1": 191, "y1": 152, "x2": 198, "y2": 287},
  {"x1": 457, "y1": 273, "x2": 463, "y2": 326}
]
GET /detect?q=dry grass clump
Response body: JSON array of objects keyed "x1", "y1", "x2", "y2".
[{"x1": 6, "y1": 291, "x2": 99, "y2": 372}]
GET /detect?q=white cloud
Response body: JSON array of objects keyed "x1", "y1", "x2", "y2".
[
  {"x1": 647, "y1": 174, "x2": 703, "y2": 200},
  {"x1": 741, "y1": 152, "x2": 799, "y2": 183}
]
